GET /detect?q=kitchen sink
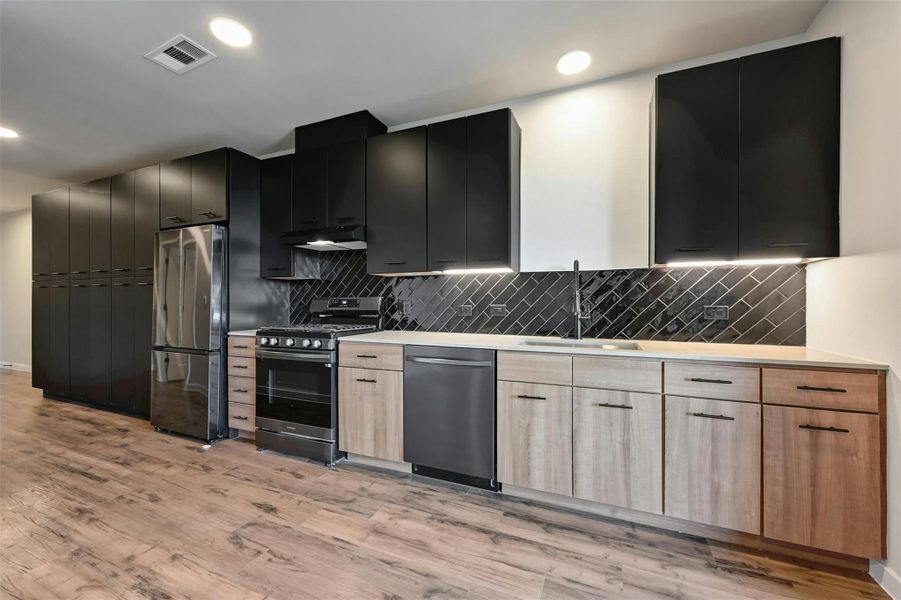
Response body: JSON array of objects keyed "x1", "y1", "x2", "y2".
[{"x1": 519, "y1": 339, "x2": 640, "y2": 351}]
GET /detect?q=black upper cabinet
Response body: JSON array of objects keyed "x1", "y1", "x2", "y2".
[
  {"x1": 427, "y1": 117, "x2": 467, "y2": 271},
  {"x1": 110, "y1": 278, "x2": 135, "y2": 412},
  {"x1": 31, "y1": 283, "x2": 50, "y2": 389},
  {"x1": 260, "y1": 155, "x2": 294, "y2": 277},
  {"x1": 111, "y1": 171, "x2": 135, "y2": 275},
  {"x1": 327, "y1": 140, "x2": 366, "y2": 227},
  {"x1": 47, "y1": 281, "x2": 70, "y2": 396},
  {"x1": 366, "y1": 127, "x2": 428, "y2": 274},
  {"x1": 48, "y1": 188, "x2": 70, "y2": 277},
  {"x1": 191, "y1": 148, "x2": 228, "y2": 223},
  {"x1": 69, "y1": 184, "x2": 91, "y2": 279},
  {"x1": 654, "y1": 60, "x2": 739, "y2": 264},
  {"x1": 292, "y1": 148, "x2": 328, "y2": 231},
  {"x1": 652, "y1": 38, "x2": 840, "y2": 265},
  {"x1": 134, "y1": 164, "x2": 160, "y2": 274},
  {"x1": 89, "y1": 178, "x2": 111, "y2": 276},
  {"x1": 739, "y1": 38, "x2": 840, "y2": 259},
  {"x1": 31, "y1": 192, "x2": 51, "y2": 280},
  {"x1": 160, "y1": 157, "x2": 191, "y2": 228},
  {"x1": 133, "y1": 277, "x2": 154, "y2": 417},
  {"x1": 466, "y1": 109, "x2": 518, "y2": 269},
  {"x1": 292, "y1": 111, "x2": 386, "y2": 232}
]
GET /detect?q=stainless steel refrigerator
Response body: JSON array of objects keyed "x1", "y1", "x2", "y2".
[{"x1": 151, "y1": 225, "x2": 227, "y2": 441}]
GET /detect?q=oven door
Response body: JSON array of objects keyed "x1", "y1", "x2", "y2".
[{"x1": 256, "y1": 348, "x2": 337, "y2": 440}]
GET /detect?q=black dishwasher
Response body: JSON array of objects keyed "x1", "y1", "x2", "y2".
[{"x1": 403, "y1": 346, "x2": 497, "y2": 490}]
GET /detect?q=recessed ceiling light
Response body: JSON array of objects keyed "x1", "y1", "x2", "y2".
[
  {"x1": 556, "y1": 50, "x2": 591, "y2": 75},
  {"x1": 209, "y1": 17, "x2": 252, "y2": 47},
  {"x1": 0, "y1": 126, "x2": 19, "y2": 139}
]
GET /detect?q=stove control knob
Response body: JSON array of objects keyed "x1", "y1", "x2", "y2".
[
  {"x1": 259, "y1": 337, "x2": 269, "y2": 346},
  {"x1": 285, "y1": 338, "x2": 296, "y2": 347},
  {"x1": 302, "y1": 339, "x2": 312, "y2": 348},
  {"x1": 270, "y1": 338, "x2": 279, "y2": 346},
  {"x1": 313, "y1": 339, "x2": 323, "y2": 349}
]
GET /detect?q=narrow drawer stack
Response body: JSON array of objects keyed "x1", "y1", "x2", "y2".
[{"x1": 227, "y1": 335, "x2": 256, "y2": 438}]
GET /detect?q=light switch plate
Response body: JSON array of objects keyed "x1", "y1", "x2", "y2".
[
  {"x1": 703, "y1": 305, "x2": 729, "y2": 320},
  {"x1": 457, "y1": 304, "x2": 474, "y2": 317},
  {"x1": 399, "y1": 300, "x2": 413, "y2": 316},
  {"x1": 489, "y1": 304, "x2": 508, "y2": 317}
]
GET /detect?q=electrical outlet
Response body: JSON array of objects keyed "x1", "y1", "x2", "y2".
[
  {"x1": 457, "y1": 304, "x2": 474, "y2": 317},
  {"x1": 703, "y1": 305, "x2": 729, "y2": 321},
  {"x1": 399, "y1": 300, "x2": 413, "y2": 316},
  {"x1": 488, "y1": 304, "x2": 508, "y2": 317}
]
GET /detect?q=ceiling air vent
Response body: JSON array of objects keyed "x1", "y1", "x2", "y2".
[{"x1": 144, "y1": 35, "x2": 217, "y2": 74}]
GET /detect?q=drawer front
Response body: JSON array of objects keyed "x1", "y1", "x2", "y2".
[
  {"x1": 339, "y1": 342, "x2": 404, "y2": 371},
  {"x1": 227, "y1": 376, "x2": 255, "y2": 405},
  {"x1": 573, "y1": 356, "x2": 662, "y2": 393},
  {"x1": 228, "y1": 356, "x2": 256, "y2": 379},
  {"x1": 665, "y1": 362, "x2": 759, "y2": 403},
  {"x1": 228, "y1": 401, "x2": 255, "y2": 431},
  {"x1": 497, "y1": 381, "x2": 573, "y2": 496},
  {"x1": 228, "y1": 336, "x2": 256, "y2": 358},
  {"x1": 497, "y1": 351, "x2": 572, "y2": 386},
  {"x1": 762, "y1": 368, "x2": 879, "y2": 413},
  {"x1": 763, "y1": 405, "x2": 882, "y2": 558},
  {"x1": 665, "y1": 396, "x2": 761, "y2": 534}
]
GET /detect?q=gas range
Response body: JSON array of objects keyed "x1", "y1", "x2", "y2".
[{"x1": 254, "y1": 296, "x2": 382, "y2": 464}]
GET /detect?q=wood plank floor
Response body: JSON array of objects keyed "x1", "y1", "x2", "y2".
[{"x1": 0, "y1": 369, "x2": 888, "y2": 600}]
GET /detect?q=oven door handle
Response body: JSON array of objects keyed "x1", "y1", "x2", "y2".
[{"x1": 256, "y1": 349, "x2": 333, "y2": 363}]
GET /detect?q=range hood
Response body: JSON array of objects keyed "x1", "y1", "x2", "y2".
[{"x1": 279, "y1": 225, "x2": 367, "y2": 251}]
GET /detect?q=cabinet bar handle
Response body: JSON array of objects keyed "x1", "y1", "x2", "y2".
[
  {"x1": 384, "y1": 261, "x2": 406, "y2": 266},
  {"x1": 356, "y1": 354, "x2": 378, "y2": 358},
  {"x1": 70, "y1": 271, "x2": 86, "y2": 274},
  {"x1": 136, "y1": 282, "x2": 152, "y2": 286},
  {"x1": 336, "y1": 216, "x2": 354, "y2": 223},
  {"x1": 90, "y1": 283, "x2": 107, "y2": 287},
  {"x1": 356, "y1": 378, "x2": 377, "y2": 383},
  {"x1": 52, "y1": 284, "x2": 67, "y2": 288},
  {"x1": 516, "y1": 394, "x2": 546, "y2": 400},
  {"x1": 233, "y1": 344, "x2": 249, "y2": 349},
  {"x1": 198, "y1": 211, "x2": 221, "y2": 218},
  {"x1": 71, "y1": 284, "x2": 85, "y2": 287},
  {"x1": 433, "y1": 259, "x2": 458, "y2": 263},
  {"x1": 690, "y1": 412, "x2": 734, "y2": 421},
  {"x1": 797, "y1": 385, "x2": 847, "y2": 393},
  {"x1": 233, "y1": 365, "x2": 248, "y2": 369},
  {"x1": 675, "y1": 247, "x2": 713, "y2": 252},
  {"x1": 112, "y1": 283, "x2": 130, "y2": 286},
  {"x1": 477, "y1": 257, "x2": 501, "y2": 262},
  {"x1": 799, "y1": 424, "x2": 849, "y2": 433},
  {"x1": 232, "y1": 388, "x2": 249, "y2": 393},
  {"x1": 113, "y1": 268, "x2": 129, "y2": 272},
  {"x1": 34, "y1": 272, "x2": 48, "y2": 276},
  {"x1": 51, "y1": 271, "x2": 65, "y2": 275},
  {"x1": 91, "y1": 269, "x2": 107, "y2": 273},
  {"x1": 767, "y1": 242, "x2": 809, "y2": 248},
  {"x1": 593, "y1": 403, "x2": 633, "y2": 410},
  {"x1": 233, "y1": 415, "x2": 249, "y2": 420},
  {"x1": 136, "y1": 266, "x2": 153, "y2": 271},
  {"x1": 688, "y1": 377, "x2": 732, "y2": 385}
]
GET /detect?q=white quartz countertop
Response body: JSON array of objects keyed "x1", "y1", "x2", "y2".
[
  {"x1": 342, "y1": 331, "x2": 888, "y2": 371},
  {"x1": 228, "y1": 330, "x2": 258, "y2": 337}
]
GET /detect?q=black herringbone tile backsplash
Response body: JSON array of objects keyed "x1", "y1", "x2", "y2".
[{"x1": 289, "y1": 251, "x2": 806, "y2": 345}]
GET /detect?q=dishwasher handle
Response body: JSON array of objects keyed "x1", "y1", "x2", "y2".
[{"x1": 406, "y1": 356, "x2": 494, "y2": 368}]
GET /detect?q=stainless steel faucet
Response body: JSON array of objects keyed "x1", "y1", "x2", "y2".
[{"x1": 571, "y1": 259, "x2": 590, "y2": 340}]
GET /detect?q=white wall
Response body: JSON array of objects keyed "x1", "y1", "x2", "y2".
[
  {"x1": 0, "y1": 208, "x2": 33, "y2": 371},
  {"x1": 802, "y1": 1, "x2": 901, "y2": 596}
]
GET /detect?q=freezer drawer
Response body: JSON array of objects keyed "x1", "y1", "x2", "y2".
[
  {"x1": 151, "y1": 350, "x2": 223, "y2": 441},
  {"x1": 403, "y1": 346, "x2": 496, "y2": 483}
]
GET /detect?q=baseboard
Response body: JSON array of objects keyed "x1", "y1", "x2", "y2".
[
  {"x1": 0, "y1": 362, "x2": 31, "y2": 373},
  {"x1": 871, "y1": 561, "x2": 901, "y2": 599},
  {"x1": 344, "y1": 453, "x2": 412, "y2": 474}
]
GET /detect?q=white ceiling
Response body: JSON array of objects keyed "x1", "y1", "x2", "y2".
[{"x1": 0, "y1": 0, "x2": 825, "y2": 213}]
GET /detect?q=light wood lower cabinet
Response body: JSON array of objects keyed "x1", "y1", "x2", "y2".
[
  {"x1": 573, "y1": 389, "x2": 662, "y2": 514},
  {"x1": 763, "y1": 405, "x2": 882, "y2": 558},
  {"x1": 227, "y1": 335, "x2": 256, "y2": 438},
  {"x1": 665, "y1": 396, "x2": 761, "y2": 533},
  {"x1": 338, "y1": 367, "x2": 403, "y2": 461},
  {"x1": 497, "y1": 381, "x2": 572, "y2": 496}
]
